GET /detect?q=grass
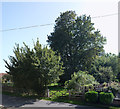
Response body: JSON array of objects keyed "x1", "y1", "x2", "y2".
[{"x1": 109, "y1": 107, "x2": 120, "y2": 109}]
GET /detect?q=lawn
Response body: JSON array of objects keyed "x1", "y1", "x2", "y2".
[{"x1": 109, "y1": 107, "x2": 120, "y2": 109}]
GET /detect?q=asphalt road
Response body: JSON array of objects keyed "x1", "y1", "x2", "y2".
[{"x1": 1, "y1": 94, "x2": 102, "y2": 109}]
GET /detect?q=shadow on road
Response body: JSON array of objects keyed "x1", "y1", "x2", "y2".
[
  {"x1": 2, "y1": 94, "x2": 102, "y2": 109},
  {"x1": 2, "y1": 94, "x2": 36, "y2": 108}
]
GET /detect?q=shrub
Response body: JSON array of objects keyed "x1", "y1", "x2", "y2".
[
  {"x1": 64, "y1": 71, "x2": 99, "y2": 91},
  {"x1": 109, "y1": 82, "x2": 120, "y2": 96},
  {"x1": 4, "y1": 39, "x2": 64, "y2": 96},
  {"x1": 85, "y1": 91, "x2": 98, "y2": 103},
  {"x1": 99, "y1": 92, "x2": 114, "y2": 104}
]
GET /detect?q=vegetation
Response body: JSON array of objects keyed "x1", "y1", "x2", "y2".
[
  {"x1": 85, "y1": 91, "x2": 98, "y2": 103},
  {"x1": 64, "y1": 70, "x2": 98, "y2": 91},
  {"x1": 47, "y1": 10, "x2": 106, "y2": 83},
  {"x1": 118, "y1": 53, "x2": 120, "y2": 81},
  {"x1": 109, "y1": 107, "x2": 120, "y2": 109},
  {"x1": 99, "y1": 92, "x2": 114, "y2": 104},
  {"x1": 3, "y1": 87, "x2": 119, "y2": 109},
  {"x1": 4, "y1": 39, "x2": 64, "y2": 96},
  {"x1": 2, "y1": 82, "x2": 120, "y2": 109},
  {"x1": 109, "y1": 82, "x2": 120, "y2": 97},
  {"x1": 90, "y1": 53, "x2": 119, "y2": 83},
  {"x1": 3, "y1": 10, "x2": 120, "y2": 108}
]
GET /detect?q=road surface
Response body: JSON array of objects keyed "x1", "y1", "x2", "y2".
[{"x1": 1, "y1": 94, "x2": 102, "y2": 109}]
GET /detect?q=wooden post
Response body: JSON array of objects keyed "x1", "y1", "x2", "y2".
[
  {"x1": 46, "y1": 89, "x2": 49, "y2": 97},
  {"x1": 83, "y1": 86, "x2": 85, "y2": 94},
  {"x1": 69, "y1": 90, "x2": 71, "y2": 99}
]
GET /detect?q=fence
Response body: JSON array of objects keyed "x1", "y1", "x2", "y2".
[
  {"x1": 2, "y1": 85, "x2": 14, "y2": 93},
  {"x1": 2, "y1": 83, "x2": 119, "y2": 98},
  {"x1": 2, "y1": 85, "x2": 34, "y2": 95},
  {"x1": 2, "y1": 86, "x2": 85, "y2": 100},
  {"x1": 2, "y1": 85, "x2": 106, "y2": 95},
  {"x1": 46, "y1": 89, "x2": 85, "y2": 100}
]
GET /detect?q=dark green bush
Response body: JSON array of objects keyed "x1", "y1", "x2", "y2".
[
  {"x1": 99, "y1": 92, "x2": 114, "y2": 104},
  {"x1": 85, "y1": 91, "x2": 98, "y2": 103}
]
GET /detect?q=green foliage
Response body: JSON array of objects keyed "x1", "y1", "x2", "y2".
[
  {"x1": 64, "y1": 70, "x2": 98, "y2": 91},
  {"x1": 99, "y1": 92, "x2": 114, "y2": 104},
  {"x1": 48, "y1": 85, "x2": 69, "y2": 99},
  {"x1": 85, "y1": 91, "x2": 98, "y2": 103},
  {"x1": 109, "y1": 107, "x2": 120, "y2": 109},
  {"x1": 118, "y1": 53, "x2": 120, "y2": 82},
  {"x1": 110, "y1": 82, "x2": 120, "y2": 96},
  {"x1": 49, "y1": 90, "x2": 69, "y2": 99},
  {"x1": 4, "y1": 38, "x2": 64, "y2": 96},
  {"x1": 90, "y1": 53, "x2": 118, "y2": 83},
  {"x1": 47, "y1": 10, "x2": 106, "y2": 83}
]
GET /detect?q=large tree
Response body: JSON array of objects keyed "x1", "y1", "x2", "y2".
[
  {"x1": 4, "y1": 39, "x2": 64, "y2": 95},
  {"x1": 47, "y1": 11, "x2": 106, "y2": 83}
]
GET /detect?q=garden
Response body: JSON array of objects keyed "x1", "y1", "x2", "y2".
[
  {"x1": 2, "y1": 11, "x2": 120, "y2": 109},
  {"x1": 2, "y1": 77, "x2": 120, "y2": 108}
]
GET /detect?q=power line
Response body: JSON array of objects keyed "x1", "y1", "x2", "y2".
[
  {"x1": 0, "y1": 13, "x2": 118, "y2": 32},
  {"x1": 92, "y1": 13, "x2": 118, "y2": 18},
  {"x1": 0, "y1": 23, "x2": 54, "y2": 32}
]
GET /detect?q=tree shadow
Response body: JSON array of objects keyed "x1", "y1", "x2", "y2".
[
  {"x1": 2, "y1": 94, "x2": 37, "y2": 108},
  {"x1": 2, "y1": 94, "x2": 102, "y2": 109}
]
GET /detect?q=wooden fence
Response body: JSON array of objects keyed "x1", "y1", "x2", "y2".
[
  {"x1": 2, "y1": 86, "x2": 14, "y2": 92},
  {"x1": 2, "y1": 85, "x2": 33, "y2": 95},
  {"x1": 46, "y1": 89, "x2": 85, "y2": 100}
]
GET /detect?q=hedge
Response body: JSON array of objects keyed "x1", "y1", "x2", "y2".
[
  {"x1": 85, "y1": 91, "x2": 98, "y2": 103},
  {"x1": 99, "y1": 92, "x2": 114, "y2": 104}
]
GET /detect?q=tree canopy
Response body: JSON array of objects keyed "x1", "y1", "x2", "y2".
[
  {"x1": 90, "y1": 53, "x2": 118, "y2": 83},
  {"x1": 47, "y1": 11, "x2": 106, "y2": 83},
  {"x1": 4, "y1": 39, "x2": 64, "y2": 95}
]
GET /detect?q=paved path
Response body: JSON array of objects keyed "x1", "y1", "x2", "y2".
[{"x1": 2, "y1": 94, "x2": 102, "y2": 109}]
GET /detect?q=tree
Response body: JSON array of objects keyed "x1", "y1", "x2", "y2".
[
  {"x1": 90, "y1": 53, "x2": 118, "y2": 83},
  {"x1": 118, "y1": 52, "x2": 120, "y2": 81},
  {"x1": 4, "y1": 39, "x2": 64, "y2": 95},
  {"x1": 47, "y1": 11, "x2": 106, "y2": 83},
  {"x1": 65, "y1": 70, "x2": 98, "y2": 91}
]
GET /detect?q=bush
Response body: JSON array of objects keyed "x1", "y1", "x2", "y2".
[
  {"x1": 99, "y1": 92, "x2": 114, "y2": 104},
  {"x1": 109, "y1": 82, "x2": 120, "y2": 96},
  {"x1": 64, "y1": 71, "x2": 99, "y2": 91},
  {"x1": 85, "y1": 91, "x2": 98, "y2": 103}
]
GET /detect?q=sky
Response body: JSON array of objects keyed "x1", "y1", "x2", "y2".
[{"x1": 0, "y1": 0, "x2": 119, "y2": 73}]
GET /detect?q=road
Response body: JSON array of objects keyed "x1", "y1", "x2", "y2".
[{"x1": 1, "y1": 94, "x2": 102, "y2": 109}]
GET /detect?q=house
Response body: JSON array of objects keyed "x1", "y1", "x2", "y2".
[
  {"x1": 0, "y1": 73, "x2": 7, "y2": 78},
  {"x1": 0, "y1": 73, "x2": 11, "y2": 83}
]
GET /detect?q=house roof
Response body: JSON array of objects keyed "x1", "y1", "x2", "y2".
[{"x1": 0, "y1": 73, "x2": 7, "y2": 78}]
